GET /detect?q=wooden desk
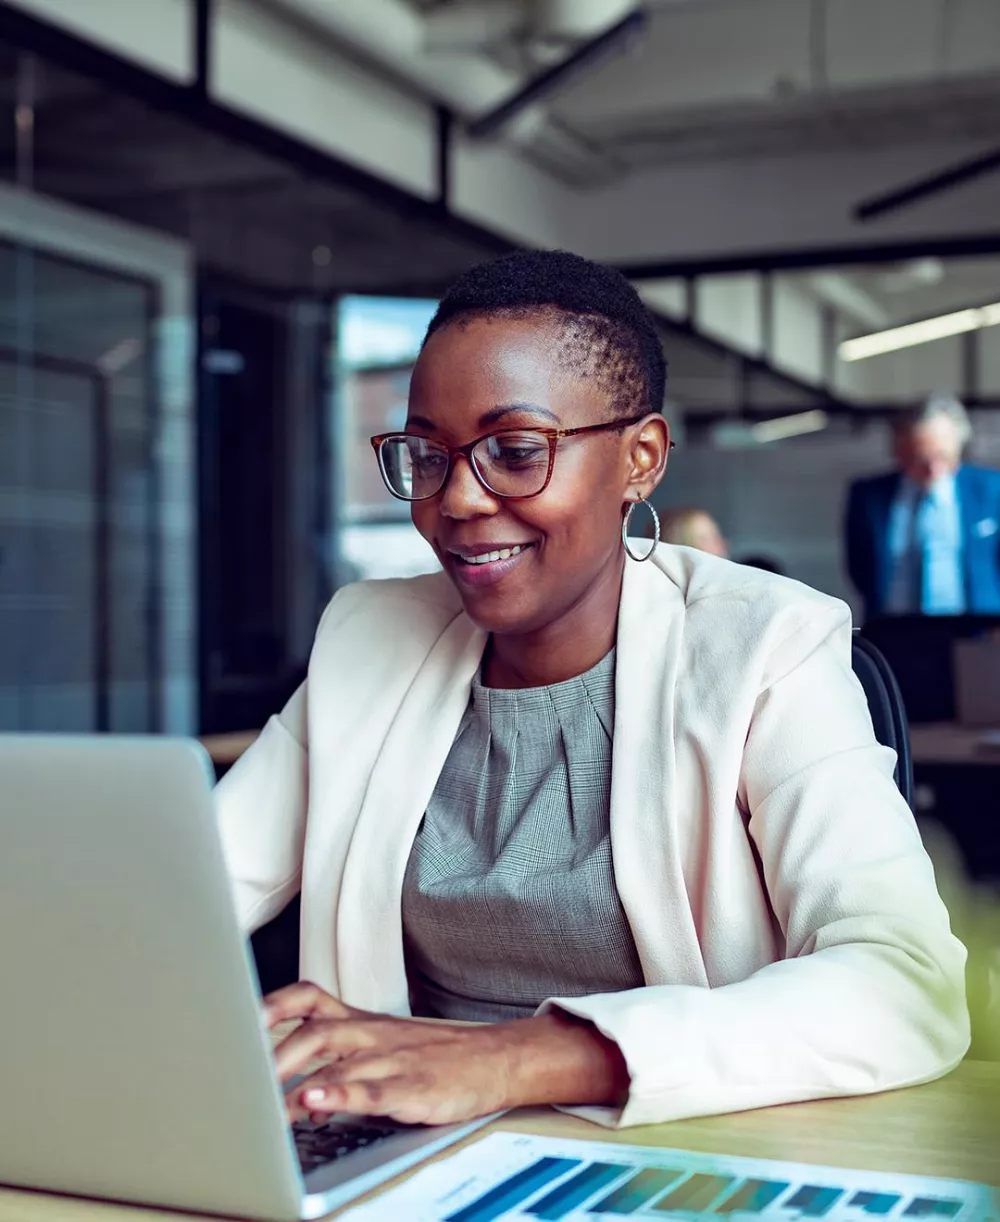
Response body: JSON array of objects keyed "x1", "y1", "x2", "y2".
[
  {"x1": 910, "y1": 722, "x2": 1000, "y2": 766},
  {"x1": 199, "y1": 730, "x2": 260, "y2": 769},
  {"x1": 1, "y1": 1063, "x2": 997, "y2": 1221}
]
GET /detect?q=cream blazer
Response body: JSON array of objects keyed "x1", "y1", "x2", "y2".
[{"x1": 216, "y1": 546, "x2": 969, "y2": 1127}]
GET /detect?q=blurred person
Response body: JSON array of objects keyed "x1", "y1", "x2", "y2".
[
  {"x1": 845, "y1": 395, "x2": 1000, "y2": 619},
  {"x1": 217, "y1": 250, "x2": 966, "y2": 1132},
  {"x1": 660, "y1": 505, "x2": 728, "y2": 557}
]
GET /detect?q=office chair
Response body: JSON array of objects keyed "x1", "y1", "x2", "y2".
[
  {"x1": 248, "y1": 638, "x2": 916, "y2": 993},
  {"x1": 851, "y1": 631, "x2": 913, "y2": 810}
]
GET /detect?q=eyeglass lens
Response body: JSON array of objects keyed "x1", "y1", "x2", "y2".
[{"x1": 380, "y1": 432, "x2": 552, "y2": 500}]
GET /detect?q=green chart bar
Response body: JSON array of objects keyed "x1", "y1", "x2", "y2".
[
  {"x1": 715, "y1": 1178, "x2": 791, "y2": 1213},
  {"x1": 587, "y1": 1167, "x2": 684, "y2": 1214},
  {"x1": 783, "y1": 1185, "x2": 845, "y2": 1217},
  {"x1": 903, "y1": 1198, "x2": 964, "y2": 1218},
  {"x1": 652, "y1": 1174, "x2": 736, "y2": 1212},
  {"x1": 526, "y1": 1163, "x2": 627, "y2": 1220}
]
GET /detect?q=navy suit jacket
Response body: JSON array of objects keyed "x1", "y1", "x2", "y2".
[{"x1": 845, "y1": 463, "x2": 1000, "y2": 618}]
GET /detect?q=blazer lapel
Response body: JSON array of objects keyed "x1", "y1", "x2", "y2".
[
  {"x1": 956, "y1": 464, "x2": 981, "y2": 553},
  {"x1": 611, "y1": 556, "x2": 709, "y2": 986},
  {"x1": 873, "y1": 474, "x2": 901, "y2": 610},
  {"x1": 335, "y1": 612, "x2": 486, "y2": 1013}
]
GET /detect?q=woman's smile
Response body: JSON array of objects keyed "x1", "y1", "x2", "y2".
[{"x1": 445, "y1": 541, "x2": 535, "y2": 588}]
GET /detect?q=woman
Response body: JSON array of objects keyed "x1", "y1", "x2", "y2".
[{"x1": 217, "y1": 250, "x2": 968, "y2": 1130}]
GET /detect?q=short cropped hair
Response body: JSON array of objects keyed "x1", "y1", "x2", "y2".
[
  {"x1": 423, "y1": 249, "x2": 667, "y2": 417},
  {"x1": 892, "y1": 394, "x2": 972, "y2": 448}
]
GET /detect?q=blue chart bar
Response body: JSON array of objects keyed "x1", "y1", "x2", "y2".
[
  {"x1": 445, "y1": 1157, "x2": 580, "y2": 1222},
  {"x1": 715, "y1": 1178, "x2": 792, "y2": 1214},
  {"x1": 903, "y1": 1199, "x2": 964, "y2": 1218},
  {"x1": 784, "y1": 1185, "x2": 845, "y2": 1217},
  {"x1": 652, "y1": 1174, "x2": 736, "y2": 1212},
  {"x1": 526, "y1": 1162, "x2": 627, "y2": 1220},
  {"x1": 587, "y1": 1167, "x2": 685, "y2": 1215},
  {"x1": 850, "y1": 1191, "x2": 902, "y2": 1215}
]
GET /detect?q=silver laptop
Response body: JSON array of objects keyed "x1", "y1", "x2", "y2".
[{"x1": 0, "y1": 735, "x2": 490, "y2": 1221}]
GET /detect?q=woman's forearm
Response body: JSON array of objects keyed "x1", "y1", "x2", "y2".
[{"x1": 498, "y1": 1010, "x2": 631, "y2": 1110}]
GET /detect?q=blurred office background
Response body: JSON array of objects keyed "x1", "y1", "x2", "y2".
[{"x1": 2, "y1": 0, "x2": 1000, "y2": 740}]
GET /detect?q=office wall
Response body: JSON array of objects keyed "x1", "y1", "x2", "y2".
[
  {"x1": 694, "y1": 274, "x2": 763, "y2": 357},
  {"x1": 771, "y1": 280, "x2": 825, "y2": 386},
  {"x1": 658, "y1": 409, "x2": 1000, "y2": 622},
  {"x1": 654, "y1": 422, "x2": 890, "y2": 618},
  {"x1": 5, "y1": 0, "x2": 193, "y2": 81},
  {"x1": 0, "y1": 183, "x2": 196, "y2": 733},
  {"x1": 213, "y1": 0, "x2": 438, "y2": 201},
  {"x1": 573, "y1": 138, "x2": 1000, "y2": 267}
]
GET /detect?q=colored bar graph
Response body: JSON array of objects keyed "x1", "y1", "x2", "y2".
[
  {"x1": 903, "y1": 1198, "x2": 964, "y2": 1218},
  {"x1": 526, "y1": 1162, "x2": 627, "y2": 1220},
  {"x1": 652, "y1": 1173, "x2": 736, "y2": 1212},
  {"x1": 586, "y1": 1167, "x2": 684, "y2": 1214},
  {"x1": 850, "y1": 1190, "x2": 902, "y2": 1215},
  {"x1": 444, "y1": 1156, "x2": 579, "y2": 1222},
  {"x1": 784, "y1": 1185, "x2": 845, "y2": 1216},
  {"x1": 715, "y1": 1178, "x2": 791, "y2": 1213}
]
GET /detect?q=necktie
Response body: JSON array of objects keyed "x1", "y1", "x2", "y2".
[{"x1": 910, "y1": 493, "x2": 930, "y2": 612}]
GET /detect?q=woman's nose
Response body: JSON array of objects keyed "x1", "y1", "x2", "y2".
[{"x1": 438, "y1": 454, "x2": 499, "y2": 519}]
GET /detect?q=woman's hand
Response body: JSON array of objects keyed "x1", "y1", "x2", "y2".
[{"x1": 263, "y1": 981, "x2": 630, "y2": 1126}]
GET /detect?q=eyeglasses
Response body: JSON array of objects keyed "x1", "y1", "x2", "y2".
[{"x1": 371, "y1": 415, "x2": 669, "y2": 503}]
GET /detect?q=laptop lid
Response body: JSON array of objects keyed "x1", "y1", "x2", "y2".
[{"x1": 0, "y1": 735, "x2": 304, "y2": 1222}]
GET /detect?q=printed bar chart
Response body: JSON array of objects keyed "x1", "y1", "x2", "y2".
[{"x1": 344, "y1": 1132, "x2": 999, "y2": 1222}]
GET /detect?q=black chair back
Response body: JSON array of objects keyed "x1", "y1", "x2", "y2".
[{"x1": 851, "y1": 632, "x2": 913, "y2": 809}]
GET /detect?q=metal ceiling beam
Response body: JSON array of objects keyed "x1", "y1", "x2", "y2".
[
  {"x1": 855, "y1": 145, "x2": 1000, "y2": 221},
  {"x1": 467, "y1": 6, "x2": 647, "y2": 139}
]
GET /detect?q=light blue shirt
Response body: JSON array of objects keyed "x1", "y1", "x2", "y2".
[{"x1": 886, "y1": 474, "x2": 966, "y2": 614}]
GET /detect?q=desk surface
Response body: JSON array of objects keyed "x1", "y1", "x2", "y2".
[
  {"x1": 203, "y1": 724, "x2": 1000, "y2": 770},
  {"x1": 1, "y1": 1062, "x2": 997, "y2": 1221},
  {"x1": 910, "y1": 722, "x2": 1000, "y2": 765}
]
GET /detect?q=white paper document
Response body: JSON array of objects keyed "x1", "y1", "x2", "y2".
[{"x1": 340, "y1": 1130, "x2": 998, "y2": 1221}]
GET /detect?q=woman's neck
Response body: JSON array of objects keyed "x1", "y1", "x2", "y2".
[{"x1": 481, "y1": 558, "x2": 624, "y2": 690}]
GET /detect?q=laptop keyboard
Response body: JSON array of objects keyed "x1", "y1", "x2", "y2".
[{"x1": 292, "y1": 1117, "x2": 403, "y2": 1173}]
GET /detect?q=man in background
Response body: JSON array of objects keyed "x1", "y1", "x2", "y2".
[{"x1": 845, "y1": 395, "x2": 1000, "y2": 620}]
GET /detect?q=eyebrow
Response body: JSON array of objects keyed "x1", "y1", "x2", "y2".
[
  {"x1": 406, "y1": 403, "x2": 559, "y2": 433},
  {"x1": 481, "y1": 402, "x2": 560, "y2": 426}
]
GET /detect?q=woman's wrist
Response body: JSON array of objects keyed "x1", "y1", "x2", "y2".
[{"x1": 494, "y1": 1009, "x2": 631, "y2": 1111}]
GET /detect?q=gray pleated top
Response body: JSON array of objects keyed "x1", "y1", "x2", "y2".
[{"x1": 401, "y1": 647, "x2": 645, "y2": 1022}]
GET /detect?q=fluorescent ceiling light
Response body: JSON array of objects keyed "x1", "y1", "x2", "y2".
[
  {"x1": 750, "y1": 410, "x2": 829, "y2": 443},
  {"x1": 713, "y1": 410, "x2": 829, "y2": 449},
  {"x1": 839, "y1": 302, "x2": 1000, "y2": 362}
]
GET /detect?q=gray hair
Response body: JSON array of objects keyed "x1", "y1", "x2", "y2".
[{"x1": 891, "y1": 394, "x2": 972, "y2": 448}]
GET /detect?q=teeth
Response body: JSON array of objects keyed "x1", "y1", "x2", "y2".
[{"x1": 462, "y1": 545, "x2": 524, "y2": 565}]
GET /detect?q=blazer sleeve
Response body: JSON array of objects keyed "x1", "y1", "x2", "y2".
[
  {"x1": 214, "y1": 681, "x2": 309, "y2": 935},
  {"x1": 540, "y1": 607, "x2": 970, "y2": 1128}
]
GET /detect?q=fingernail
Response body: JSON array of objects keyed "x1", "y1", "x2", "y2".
[{"x1": 303, "y1": 1089, "x2": 325, "y2": 1104}]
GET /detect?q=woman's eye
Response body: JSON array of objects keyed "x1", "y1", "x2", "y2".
[{"x1": 496, "y1": 446, "x2": 547, "y2": 467}]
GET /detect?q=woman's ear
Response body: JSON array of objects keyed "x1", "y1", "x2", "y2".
[{"x1": 626, "y1": 414, "x2": 671, "y2": 500}]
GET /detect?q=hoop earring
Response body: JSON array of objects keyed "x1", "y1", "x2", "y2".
[{"x1": 622, "y1": 496, "x2": 660, "y2": 562}]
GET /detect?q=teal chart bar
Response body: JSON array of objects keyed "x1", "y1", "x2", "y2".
[
  {"x1": 445, "y1": 1157, "x2": 578, "y2": 1222},
  {"x1": 526, "y1": 1162, "x2": 626, "y2": 1220}
]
